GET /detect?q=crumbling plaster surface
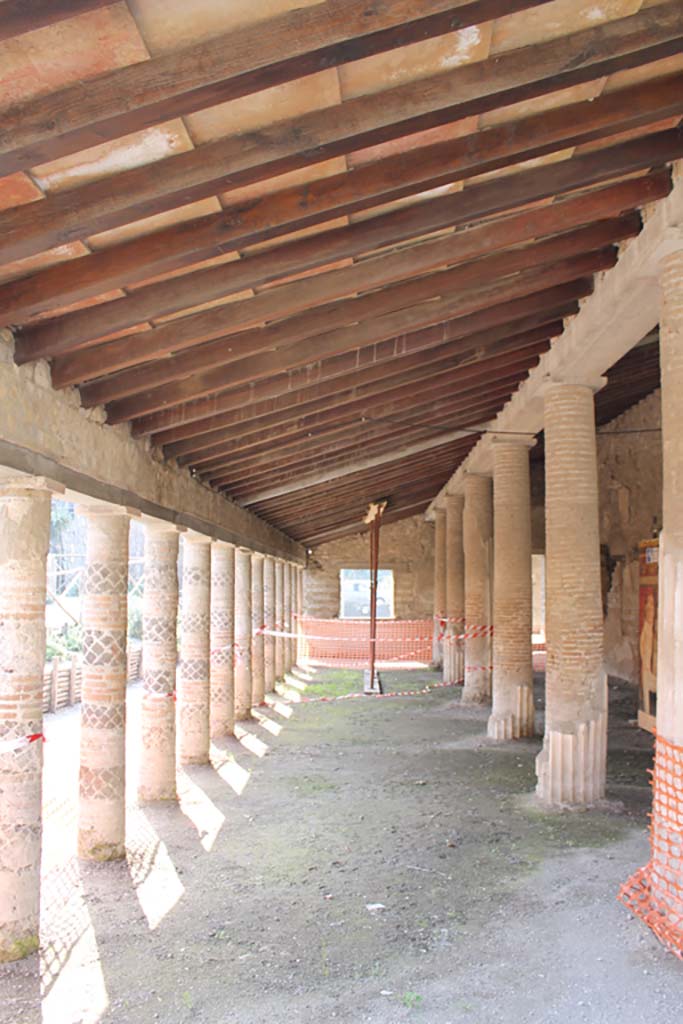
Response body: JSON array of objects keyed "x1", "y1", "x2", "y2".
[
  {"x1": 598, "y1": 388, "x2": 662, "y2": 684},
  {"x1": 0, "y1": 331, "x2": 302, "y2": 560},
  {"x1": 305, "y1": 514, "x2": 434, "y2": 618}
]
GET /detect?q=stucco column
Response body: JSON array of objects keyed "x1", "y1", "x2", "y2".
[
  {"x1": 210, "y1": 541, "x2": 235, "y2": 739},
  {"x1": 139, "y1": 522, "x2": 180, "y2": 802},
  {"x1": 444, "y1": 493, "x2": 464, "y2": 684},
  {"x1": 461, "y1": 475, "x2": 493, "y2": 705},
  {"x1": 234, "y1": 548, "x2": 253, "y2": 720},
  {"x1": 263, "y1": 557, "x2": 276, "y2": 693},
  {"x1": 275, "y1": 559, "x2": 285, "y2": 681},
  {"x1": 289, "y1": 563, "x2": 298, "y2": 669},
  {"x1": 251, "y1": 554, "x2": 265, "y2": 705},
  {"x1": 432, "y1": 508, "x2": 447, "y2": 668},
  {"x1": 488, "y1": 441, "x2": 535, "y2": 740},
  {"x1": 178, "y1": 534, "x2": 211, "y2": 766},
  {"x1": 283, "y1": 562, "x2": 293, "y2": 673},
  {"x1": 536, "y1": 383, "x2": 606, "y2": 806},
  {"x1": 79, "y1": 506, "x2": 131, "y2": 861},
  {"x1": 296, "y1": 566, "x2": 304, "y2": 665},
  {"x1": 0, "y1": 478, "x2": 55, "y2": 962}
]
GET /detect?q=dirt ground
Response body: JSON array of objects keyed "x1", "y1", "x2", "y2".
[{"x1": 2, "y1": 666, "x2": 683, "y2": 1024}]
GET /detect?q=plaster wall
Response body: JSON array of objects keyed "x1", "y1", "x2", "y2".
[
  {"x1": 305, "y1": 515, "x2": 434, "y2": 619},
  {"x1": 598, "y1": 388, "x2": 662, "y2": 684}
]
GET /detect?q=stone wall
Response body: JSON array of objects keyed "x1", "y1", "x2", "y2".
[
  {"x1": 598, "y1": 389, "x2": 662, "y2": 683},
  {"x1": 305, "y1": 515, "x2": 434, "y2": 619}
]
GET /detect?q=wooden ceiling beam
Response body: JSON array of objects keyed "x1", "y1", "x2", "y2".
[
  {"x1": 1, "y1": 5, "x2": 681, "y2": 264},
  {"x1": 132, "y1": 282, "x2": 592, "y2": 437},
  {"x1": 108, "y1": 273, "x2": 596, "y2": 425},
  {"x1": 11, "y1": 76, "x2": 680, "y2": 339},
  {"x1": 165, "y1": 329, "x2": 555, "y2": 460},
  {"x1": 0, "y1": 0, "x2": 554, "y2": 174},
  {"x1": 0, "y1": 0, "x2": 118, "y2": 39},
  {"x1": 62, "y1": 216, "x2": 632, "y2": 392},
  {"x1": 176, "y1": 343, "x2": 548, "y2": 467},
  {"x1": 281, "y1": 482, "x2": 449, "y2": 534}
]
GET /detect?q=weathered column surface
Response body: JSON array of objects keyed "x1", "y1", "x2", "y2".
[
  {"x1": 178, "y1": 534, "x2": 211, "y2": 765},
  {"x1": 210, "y1": 541, "x2": 235, "y2": 739},
  {"x1": 283, "y1": 562, "x2": 293, "y2": 673},
  {"x1": 461, "y1": 475, "x2": 493, "y2": 705},
  {"x1": 234, "y1": 548, "x2": 253, "y2": 719},
  {"x1": 488, "y1": 442, "x2": 534, "y2": 740},
  {"x1": 263, "y1": 557, "x2": 276, "y2": 693},
  {"x1": 296, "y1": 566, "x2": 304, "y2": 666},
  {"x1": 139, "y1": 522, "x2": 180, "y2": 802},
  {"x1": 432, "y1": 508, "x2": 447, "y2": 668},
  {"x1": 79, "y1": 507, "x2": 130, "y2": 860},
  {"x1": 444, "y1": 493, "x2": 464, "y2": 685},
  {"x1": 274, "y1": 559, "x2": 285, "y2": 681},
  {"x1": 0, "y1": 478, "x2": 53, "y2": 961},
  {"x1": 251, "y1": 554, "x2": 265, "y2": 706},
  {"x1": 536, "y1": 383, "x2": 606, "y2": 806}
]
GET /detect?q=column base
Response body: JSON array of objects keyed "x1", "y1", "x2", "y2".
[
  {"x1": 535, "y1": 713, "x2": 607, "y2": 807},
  {"x1": 487, "y1": 686, "x2": 535, "y2": 740},
  {"x1": 78, "y1": 837, "x2": 126, "y2": 862}
]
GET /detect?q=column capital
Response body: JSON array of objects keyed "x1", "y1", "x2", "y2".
[
  {"x1": 182, "y1": 530, "x2": 211, "y2": 545},
  {"x1": 76, "y1": 501, "x2": 140, "y2": 519},
  {"x1": 490, "y1": 433, "x2": 537, "y2": 450},
  {"x1": 539, "y1": 373, "x2": 607, "y2": 396},
  {"x1": 211, "y1": 537, "x2": 234, "y2": 550},
  {"x1": 657, "y1": 226, "x2": 683, "y2": 270},
  {"x1": 144, "y1": 517, "x2": 185, "y2": 535},
  {"x1": 0, "y1": 474, "x2": 64, "y2": 496}
]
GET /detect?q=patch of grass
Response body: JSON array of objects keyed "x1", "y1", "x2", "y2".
[
  {"x1": 294, "y1": 775, "x2": 339, "y2": 795},
  {"x1": 302, "y1": 668, "x2": 363, "y2": 698},
  {"x1": 401, "y1": 992, "x2": 424, "y2": 1010}
]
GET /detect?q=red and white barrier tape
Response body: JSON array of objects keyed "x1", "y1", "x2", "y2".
[
  {"x1": 458, "y1": 625, "x2": 494, "y2": 641},
  {"x1": 0, "y1": 732, "x2": 45, "y2": 754},
  {"x1": 465, "y1": 665, "x2": 494, "y2": 673}
]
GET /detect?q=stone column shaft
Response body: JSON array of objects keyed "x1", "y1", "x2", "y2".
[
  {"x1": 274, "y1": 560, "x2": 285, "y2": 681},
  {"x1": 536, "y1": 383, "x2": 606, "y2": 806},
  {"x1": 296, "y1": 566, "x2": 304, "y2": 666},
  {"x1": 488, "y1": 442, "x2": 535, "y2": 740},
  {"x1": 0, "y1": 479, "x2": 53, "y2": 961},
  {"x1": 234, "y1": 549, "x2": 253, "y2": 719},
  {"x1": 444, "y1": 493, "x2": 464, "y2": 684},
  {"x1": 251, "y1": 554, "x2": 265, "y2": 706},
  {"x1": 432, "y1": 508, "x2": 447, "y2": 667},
  {"x1": 139, "y1": 523, "x2": 180, "y2": 802},
  {"x1": 462, "y1": 475, "x2": 493, "y2": 705},
  {"x1": 210, "y1": 542, "x2": 235, "y2": 739},
  {"x1": 263, "y1": 557, "x2": 276, "y2": 693},
  {"x1": 79, "y1": 508, "x2": 130, "y2": 860},
  {"x1": 178, "y1": 535, "x2": 211, "y2": 765}
]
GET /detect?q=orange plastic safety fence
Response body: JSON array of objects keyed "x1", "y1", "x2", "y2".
[
  {"x1": 298, "y1": 616, "x2": 433, "y2": 666},
  {"x1": 618, "y1": 734, "x2": 683, "y2": 959}
]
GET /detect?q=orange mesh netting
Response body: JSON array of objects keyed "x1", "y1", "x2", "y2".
[
  {"x1": 618, "y1": 734, "x2": 683, "y2": 959},
  {"x1": 297, "y1": 616, "x2": 433, "y2": 666}
]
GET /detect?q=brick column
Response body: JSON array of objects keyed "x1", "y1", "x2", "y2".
[
  {"x1": 296, "y1": 565, "x2": 304, "y2": 666},
  {"x1": 210, "y1": 541, "x2": 235, "y2": 739},
  {"x1": 178, "y1": 534, "x2": 211, "y2": 766},
  {"x1": 263, "y1": 557, "x2": 276, "y2": 693},
  {"x1": 275, "y1": 559, "x2": 285, "y2": 681},
  {"x1": 79, "y1": 506, "x2": 131, "y2": 861},
  {"x1": 251, "y1": 554, "x2": 265, "y2": 706},
  {"x1": 283, "y1": 562, "x2": 292, "y2": 674},
  {"x1": 432, "y1": 508, "x2": 447, "y2": 668},
  {"x1": 488, "y1": 441, "x2": 535, "y2": 740},
  {"x1": 444, "y1": 493, "x2": 464, "y2": 684},
  {"x1": 139, "y1": 522, "x2": 180, "y2": 802},
  {"x1": 536, "y1": 383, "x2": 606, "y2": 806},
  {"x1": 461, "y1": 475, "x2": 493, "y2": 705},
  {"x1": 0, "y1": 478, "x2": 54, "y2": 961},
  {"x1": 234, "y1": 548, "x2": 253, "y2": 720}
]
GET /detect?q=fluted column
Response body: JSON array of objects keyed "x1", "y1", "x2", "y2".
[
  {"x1": 234, "y1": 548, "x2": 253, "y2": 720},
  {"x1": 274, "y1": 559, "x2": 285, "y2": 681},
  {"x1": 0, "y1": 478, "x2": 54, "y2": 961},
  {"x1": 251, "y1": 554, "x2": 265, "y2": 706},
  {"x1": 178, "y1": 534, "x2": 211, "y2": 766},
  {"x1": 139, "y1": 522, "x2": 180, "y2": 802},
  {"x1": 432, "y1": 508, "x2": 447, "y2": 668},
  {"x1": 444, "y1": 493, "x2": 464, "y2": 684},
  {"x1": 488, "y1": 442, "x2": 535, "y2": 740},
  {"x1": 536, "y1": 383, "x2": 606, "y2": 806},
  {"x1": 283, "y1": 562, "x2": 292, "y2": 674},
  {"x1": 461, "y1": 475, "x2": 493, "y2": 705},
  {"x1": 263, "y1": 557, "x2": 276, "y2": 693},
  {"x1": 79, "y1": 506, "x2": 131, "y2": 860},
  {"x1": 210, "y1": 541, "x2": 235, "y2": 739}
]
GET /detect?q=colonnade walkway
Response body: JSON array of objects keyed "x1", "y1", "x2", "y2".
[{"x1": 2, "y1": 668, "x2": 682, "y2": 1024}]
